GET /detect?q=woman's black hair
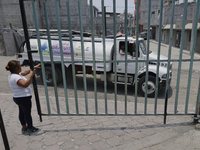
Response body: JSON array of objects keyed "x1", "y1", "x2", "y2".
[{"x1": 5, "y1": 60, "x2": 20, "y2": 73}]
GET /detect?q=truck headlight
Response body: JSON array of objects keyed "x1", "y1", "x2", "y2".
[
  {"x1": 162, "y1": 72, "x2": 172, "y2": 79},
  {"x1": 160, "y1": 62, "x2": 167, "y2": 68}
]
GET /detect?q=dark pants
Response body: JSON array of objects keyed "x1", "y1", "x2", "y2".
[{"x1": 13, "y1": 96, "x2": 33, "y2": 129}]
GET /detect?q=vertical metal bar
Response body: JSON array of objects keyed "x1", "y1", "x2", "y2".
[
  {"x1": 32, "y1": 1, "x2": 51, "y2": 115},
  {"x1": 174, "y1": 0, "x2": 188, "y2": 114},
  {"x1": 66, "y1": 0, "x2": 78, "y2": 114},
  {"x1": 195, "y1": 78, "x2": 200, "y2": 115},
  {"x1": 19, "y1": 0, "x2": 42, "y2": 122},
  {"x1": 113, "y1": 0, "x2": 118, "y2": 115},
  {"x1": 0, "y1": 109, "x2": 10, "y2": 150},
  {"x1": 154, "y1": 0, "x2": 163, "y2": 113},
  {"x1": 43, "y1": 1, "x2": 60, "y2": 115},
  {"x1": 144, "y1": 0, "x2": 151, "y2": 115},
  {"x1": 165, "y1": 0, "x2": 175, "y2": 93},
  {"x1": 185, "y1": 0, "x2": 200, "y2": 114},
  {"x1": 104, "y1": 6, "x2": 107, "y2": 36},
  {"x1": 101, "y1": 0, "x2": 108, "y2": 114},
  {"x1": 55, "y1": 0, "x2": 69, "y2": 114},
  {"x1": 164, "y1": 0, "x2": 175, "y2": 118},
  {"x1": 89, "y1": 0, "x2": 98, "y2": 115},
  {"x1": 164, "y1": 90, "x2": 168, "y2": 124},
  {"x1": 134, "y1": 0, "x2": 140, "y2": 114},
  {"x1": 124, "y1": 0, "x2": 128, "y2": 115},
  {"x1": 78, "y1": 0, "x2": 88, "y2": 114}
]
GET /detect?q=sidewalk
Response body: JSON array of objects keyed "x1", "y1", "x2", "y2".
[{"x1": 1, "y1": 93, "x2": 200, "y2": 150}]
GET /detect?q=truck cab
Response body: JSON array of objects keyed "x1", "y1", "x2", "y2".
[{"x1": 103, "y1": 37, "x2": 172, "y2": 97}]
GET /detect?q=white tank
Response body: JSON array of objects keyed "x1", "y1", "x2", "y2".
[{"x1": 27, "y1": 38, "x2": 114, "y2": 71}]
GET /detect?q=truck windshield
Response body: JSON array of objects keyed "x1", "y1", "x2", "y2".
[{"x1": 139, "y1": 40, "x2": 147, "y2": 55}]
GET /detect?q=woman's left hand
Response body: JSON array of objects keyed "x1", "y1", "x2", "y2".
[{"x1": 34, "y1": 63, "x2": 41, "y2": 69}]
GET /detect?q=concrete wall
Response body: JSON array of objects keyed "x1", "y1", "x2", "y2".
[
  {"x1": 39, "y1": 0, "x2": 91, "y2": 30},
  {"x1": 163, "y1": 2, "x2": 200, "y2": 25},
  {"x1": 162, "y1": 29, "x2": 200, "y2": 53},
  {"x1": 0, "y1": 0, "x2": 121, "y2": 56},
  {"x1": 140, "y1": 0, "x2": 148, "y2": 30},
  {"x1": 162, "y1": 2, "x2": 200, "y2": 52},
  {"x1": 93, "y1": 17, "x2": 120, "y2": 36},
  {"x1": 148, "y1": 1, "x2": 200, "y2": 53},
  {"x1": 196, "y1": 30, "x2": 200, "y2": 53},
  {"x1": 140, "y1": 0, "x2": 161, "y2": 30},
  {"x1": 0, "y1": 0, "x2": 89, "y2": 29}
]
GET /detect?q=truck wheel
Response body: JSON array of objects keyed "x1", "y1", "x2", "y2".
[
  {"x1": 138, "y1": 75, "x2": 158, "y2": 97},
  {"x1": 40, "y1": 66, "x2": 59, "y2": 86},
  {"x1": 56, "y1": 68, "x2": 63, "y2": 84}
]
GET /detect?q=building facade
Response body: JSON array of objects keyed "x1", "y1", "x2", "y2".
[
  {"x1": 162, "y1": 1, "x2": 200, "y2": 53},
  {"x1": 135, "y1": 0, "x2": 161, "y2": 39},
  {"x1": 138, "y1": 0, "x2": 200, "y2": 53}
]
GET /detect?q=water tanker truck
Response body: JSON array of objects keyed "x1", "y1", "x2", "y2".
[{"x1": 17, "y1": 35, "x2": 172, "y2": 97}]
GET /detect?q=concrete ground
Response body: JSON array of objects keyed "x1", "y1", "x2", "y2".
[
  {"x1": 1, "y1": 40, "x2": 200, "y2": 150},
  {"x1": 0, "y1": 92, "x2": 200, "y2": 150}
]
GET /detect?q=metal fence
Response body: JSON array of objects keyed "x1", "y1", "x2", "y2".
[
  {"x1": 0, "y1": 109, "x2": 10, "y2": 150},
  {"x1": 18, "y1": 0, "x2": 200, "y2": 123}
]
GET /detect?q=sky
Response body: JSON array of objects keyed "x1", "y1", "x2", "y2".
[{"x1": 87, "y1": 0, "x2": 135, "y2": 14}]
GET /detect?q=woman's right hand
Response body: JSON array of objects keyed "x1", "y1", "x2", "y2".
[
  {"x1": 17, "y1": 70, "x2": 36, "y2": 88},
  {"x1": 30, "y1": 70, "x2": 36, "y2": 77}
]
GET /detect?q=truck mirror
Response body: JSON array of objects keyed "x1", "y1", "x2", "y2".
[{"x1": 133, "y1": 52, "x2": 136, "y2": 57}]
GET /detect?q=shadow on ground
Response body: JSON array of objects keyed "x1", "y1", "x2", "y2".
[{"x1": 35, "y1": 74, "x2": 173, "y2": 99}]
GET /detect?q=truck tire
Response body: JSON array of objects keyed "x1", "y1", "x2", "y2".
[
  {"x1": 138, "y1": 75, "x2": 158, "y2": 97},
  {"x1": 40, "y1": 66, "x2": 59, "y2": 86},
  {"x1": 55, "y1": 68, "x2": 63, "y2": 84}
]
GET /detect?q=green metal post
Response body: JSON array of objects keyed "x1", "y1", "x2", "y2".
[
  {"x1": 195, "y1": 78, "x2": 200, "y2": 116},
  {"x1": 155, "y1": 0, "x2": 163, "y2": 113},
  {"x1": 44, "y1": 1, "x2": 60, "y2": 114},
  {"x1": 164, "y1": 0, "x2": 175, "y2": 119},
  {"x1": 101, "y1": 0, "x2": 108, "y2": 114},
  {"x1": 89, "y1": 0, "x2": 98, "y2": 115},
  {"x1": 113, "y1": 0, "x2": 118, "y2": 115},
  {"x1": 185, "y1": 0, "x2": 200, "y2": 114},
  {"x1": 55, "y1": 0, "x2": 69, "y2": 114},
  {"x1": 134, "y1": 0, "x2": 140, "y2": 114},
  {"x1": 124, "y1": 0, "x2": 128, "y2": 115},
  {"x1": 66, "y1": 0, "x2": 79, "y2": 114},
  {"x1": 32, "y1": 1, "x2": 51, "y2": 114},
  {"x1": 78, "y1": 0, "x2": 89, "y2": 114},
  {"x1": 144, "y1": 0, "x2": 151, "y2": 115},
  {"x1": 174, "y1": 0, "x2": 188, "y2": 114}
]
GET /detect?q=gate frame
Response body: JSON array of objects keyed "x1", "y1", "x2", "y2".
[{"x1": 18, "y1": 0, "x2": 200, "y2": 125}]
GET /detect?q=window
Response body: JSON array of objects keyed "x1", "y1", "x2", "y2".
[
  {"x1": 189, "y1": 31, "x2": 191, "y2": 42},
  {"x1": 151, "y1": 11, "x2": 155, "y2": 18},
  {"x1": 119, "y1": 42, "x2": 137, "y2": 56}
]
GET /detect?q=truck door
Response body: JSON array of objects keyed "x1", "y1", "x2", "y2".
[{"x1": 116, "y1": 42, "x2": 140, "y2": 74}]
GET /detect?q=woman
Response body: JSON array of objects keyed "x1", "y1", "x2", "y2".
[{"x1": 5, "y1": 60, "x2": 40, "y2": 134}]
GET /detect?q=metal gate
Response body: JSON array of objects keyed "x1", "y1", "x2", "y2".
[{"x1": 18, "y1": 0, "x2": 200, "y2": 124}]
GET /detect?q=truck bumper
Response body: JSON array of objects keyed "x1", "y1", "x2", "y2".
[{"x1": 161, "y1": 79, "x2": 171, "y2": 87}]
